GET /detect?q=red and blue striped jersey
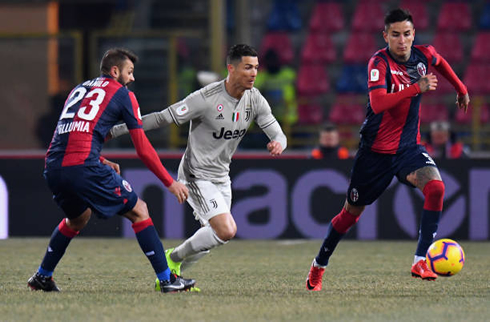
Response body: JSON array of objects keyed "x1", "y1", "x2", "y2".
[
  {"x1": 45, "y1": 76, "x2": 142, "y2": 169},
  {"x1": 360, "y1": 45, "x2": 441, "y2": 154}
]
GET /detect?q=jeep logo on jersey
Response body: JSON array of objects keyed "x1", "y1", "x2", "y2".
[
  {"x1": 213, "y1": 127, "x2": 246, "y2": 140},
  {"x1": 417, "y1": 62, "x2": 426, "y2": 76}
]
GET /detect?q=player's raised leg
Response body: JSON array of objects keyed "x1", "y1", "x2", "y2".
[
  {"x1": 169, "y1": 213, "x2": 234, "y2": 269},
  {"x1": 168, "y1": 180, "x2": 235, "y2": 275},
  {"x1": 123, "y1": 198, "x2": 195, "y2": 293},
  {"x1": 306, "y1": 202, "x2": 362, "y2": 291},
  {"x1": 28, "y1": 208, "x2": 91, "y2": 292}
]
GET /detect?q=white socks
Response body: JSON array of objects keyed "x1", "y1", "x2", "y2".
[
  {"x1": 313, "y1": 258, "x2": 327, "y2": 268},
  {"x1": 170, "y1": 226, "x2": 226, "y2": 262},
  {"x1": 413, "y1": 255, "x2": 426, "y2": 265},
  {"x1": 181, "y1": 250, "x2": 210, "y2": 272}
]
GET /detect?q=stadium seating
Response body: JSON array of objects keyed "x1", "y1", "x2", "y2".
[
  {"x1": 437, "y1": 2, "x2": 472, "y2": 31},
  {"x1": 297, "y1": 63, "x2": 330, "y2": 96},
  {"x1": 336, "y1": 64, "x2": 368, "y2": 93},
  {"x1": 351, "y1": 2, "x2": 385, "y2": 32},
  {"x1": 266, "y1": 0, "x2": 302, "y2": 31},
  {"x1": 259, "y1": 32, "x2": 294, "y2": 65},
  {"x1": 470, "y1": 32, "x2": 490, "y2": 63},
  {"x1": 301, "y1": 32, "x2": 336, "y2": 64},
  {"x1": 420, "y1": 103, "x2": 449, "y2": 124},
  {"x1": 432, "y1": 32, "x2": 463, "y2": 64},
  {"x1": 479, "y1": 2, "x2": 490, "y2": 30},
  {"x1": 400, "y1": 0, "x2": 429, "y2": 30},
  {"x1": 343, "y1": 33, "x2": 377, "y2": 64},
  {"x1": 297, "y1": 100, "x2": 324, "y2": 125},
  {"x1": 308, "y1": 1, "x2": 344, "y2": 33},
  {"x1": 463, "y1": 63, "x2": 490, "y2": 95},
  {"x1": 455, "y1": 103, "x2": 490, "y2": 125},
  {"x1": 329, "y1": 95, "x2": 366, "y2": 125}
]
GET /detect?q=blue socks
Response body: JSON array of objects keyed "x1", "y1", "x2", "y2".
[
  {"x1": 132, "y1": 218, "x2": 170, "y2": 281},
  {"x1": 415, "y1": 209, "x2": 441, "y2": 257},
  {"x1": 38, "y1": 219, "x2": 78, "y2": 276},
  {"x1": 315, "y1": 223, "x2": 344, "y2": 267}
]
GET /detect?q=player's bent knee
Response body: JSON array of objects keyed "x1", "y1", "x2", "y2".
[
  {"x1": 209, "y1": 213, "x2": 237, "y2": 241},
  {"x1": 344, "y1": 201, "x2": 365, "y2": 217},
  {"x1": 124, "y1": 199, "x2": 150, "y2": 223},
  {"x1": 66, "y1": 208, "x2": 92, "y2": 231},
  {"x1": 213, "y1": 220, "x2": 237, "y2": 241},
  {"x1": 215, "y1": 226, "x2": 236, "y2": 242}
]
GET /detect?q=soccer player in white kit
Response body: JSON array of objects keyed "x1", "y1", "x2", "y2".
[{"x1": 110, "y1": 44, "x2": 287, "y2": 280}]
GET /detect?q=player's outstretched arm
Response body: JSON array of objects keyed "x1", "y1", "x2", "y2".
[
  {"x1": 129, "y1": 128, "x2": 189, "y2": 204},
  {"x1": 110, "y1": 109, "x2": 173, "y2": 139}
]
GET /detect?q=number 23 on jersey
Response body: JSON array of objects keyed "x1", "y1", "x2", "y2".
[{"x1": 60, "y1": 87, "x2": 106, "y2": 121}]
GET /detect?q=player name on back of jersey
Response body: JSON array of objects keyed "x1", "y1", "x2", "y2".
[
  {"x1": 82, "y1": 78, "x2": 110, "y2": 88},
  {"x1": 57, "y1": 120, "x2": 90, "y2": 135}
]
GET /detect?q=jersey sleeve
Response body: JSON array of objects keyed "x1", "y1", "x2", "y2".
[
  {"x1": 166, "y1": 90, "x2": 207, "y2": 126},
  {"x1": 254, "y1": 91, "x2": 277, "y2": 129},
  {"x1": 367, "y1": 54, "x2": 388, "y2": 92},
  {"x1": 129, "y1": 128, "x2": 174, "y2": 187},
  {"x1": 121, "y1": 91, "x2": 143, "y2": 130},
  {"x1": 418, "y1": 45, "x2": 441, "y2": 66}
]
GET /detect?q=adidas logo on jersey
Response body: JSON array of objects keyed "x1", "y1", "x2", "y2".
[{"x1": 216, "y1": 113, "x2": 224, "y2": 120}]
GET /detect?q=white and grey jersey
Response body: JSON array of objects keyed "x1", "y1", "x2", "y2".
[{"x1": 168, "y1": 80, "x2": 283, "y2": 183}]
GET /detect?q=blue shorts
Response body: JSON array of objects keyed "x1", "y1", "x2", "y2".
[
  {"x1": 44, "y1": 163, "x2": 138, "y2": 219},
  {"x1": 347, "y1": 145, "x2": 437, "y2": 206}
]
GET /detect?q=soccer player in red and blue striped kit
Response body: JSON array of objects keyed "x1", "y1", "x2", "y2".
[
  {"x1": 28, "y1": 48, "x2": 196, "y2": 293},
  {"x1": 306, "y1": 9, "x2": 470, "y2": 290}
]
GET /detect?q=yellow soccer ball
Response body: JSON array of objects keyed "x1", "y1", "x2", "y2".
[{"x1": 426, "y1": 239, "x2": 465, "y2": 276}]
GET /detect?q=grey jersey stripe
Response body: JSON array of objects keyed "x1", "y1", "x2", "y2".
[
  {"x1": 260, "y1": 119, "x2": 277, "y2": 129},
  {"x1": 167, "y1": 108, "x2": 180, "y2": 126},
  {"x1": 189, "y1": 182, "x2": 209, "y2": 213},
  {"x1": 203, "y1": 84, "x2": 223, "y2": 97}
]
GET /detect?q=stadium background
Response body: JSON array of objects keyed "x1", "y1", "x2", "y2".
[{"x1": 0, "y1": 0, "x2": 489, "y2": 240}]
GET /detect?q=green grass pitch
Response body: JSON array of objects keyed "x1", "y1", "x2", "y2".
[{"x1": 1, "y1": 239, "x2": 489, "y2": 322}]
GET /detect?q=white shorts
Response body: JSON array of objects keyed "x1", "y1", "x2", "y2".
[{"x1": 180, "y1": 179, "x2": 232, "y2": 226}]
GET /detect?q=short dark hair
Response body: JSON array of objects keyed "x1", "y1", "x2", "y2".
[
  {"x1": 321, "y1": 122, "x2": 338, "y2": 133},
  {"x1": 100, "y1": 48, "x2": 138, "y2": 75},
  {"x1": 226, "y1": 44, "x2": 258, "y2": 66},
  {"x1": 384, "y1": 8, "x2": 413, "y2": 30}
]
